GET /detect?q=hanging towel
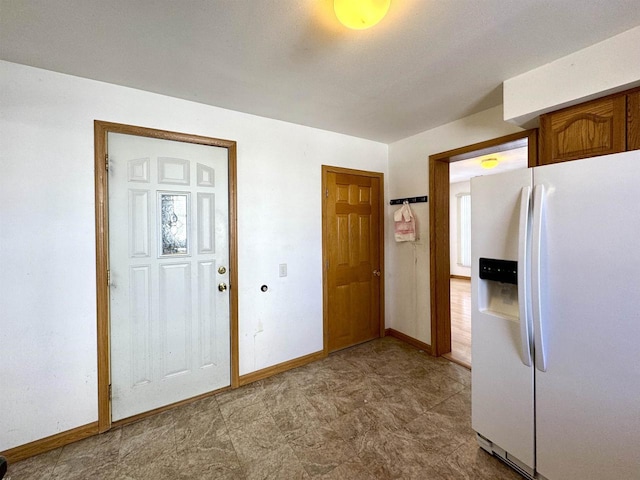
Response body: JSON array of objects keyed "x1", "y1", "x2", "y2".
[{"x1": 394, "y1": 202, "x2": 416, "y2": 242}]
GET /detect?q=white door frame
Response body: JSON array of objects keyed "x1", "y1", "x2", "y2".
[{"x1": 94, "y1": 120, "x2": 239, "y2": 432}]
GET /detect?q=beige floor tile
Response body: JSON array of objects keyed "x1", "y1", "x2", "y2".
[
  {"x1": 113, "y1": 451, "x2": 181, "y2": 480},
  {"x1": 179, "y1": 446, "x2": 244, "y2": 479},
  {"x1": 356, "y1": 426, "x2": 433, "y2": 477},
  {"x1": 425, "y1": 356, "x2": 472, "y2": 387},
  {"x1": 5, "y1": 447, "x2": 62, "y2": 480},
  {"x1": 317, "y1": 457, "x2": 375, "y2": 479},
  {"x1": 216, "y1": 381, "x2": 265, "y2": 409},
  {"x1": 365, "y1": 391, "x2": 425, "y2": 427},
  {"x1": 221, "y1": 400, "x2": 270, "y2": 431},
  {"x1": 243, "y1": 444, "x2": 308, "y2": 480},
  {"x1": 268, "y1": 393, "x2": 326, "y2": 441},
  {"x1": 9, "y1": 337, "x2": 521, "y2": 480},
  {"x1": 124, "y1": 410, "x2": 176, "y2": 436},
  {"x1": 173, "y1": 401, "x2": 229, "y2": 452},
  {"x1": 50, "y1": 428, "x2": 121, "y2": 480},
  {"x1": 290, "y1": 425, "x2": 357, "y2": 476},
  {"x1": 227, "y1": 414, "x2": 287, "y2": 464},
  {"x1": 172, "y1": 394, "x2": 221, "y2": 422},
  {"x1": 177, "y1": 417, "x2": 231, "y2": 451},
  {"x1": 117, "y1": 420, "x2": 177, "y2": 478},
  {"x1": 329, "y1": 405, "x2": 388, "y2": 448}
]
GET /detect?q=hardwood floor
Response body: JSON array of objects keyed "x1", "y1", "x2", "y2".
[{"x1": 443, "y1": 277, "x2": 471, "y2": 368}]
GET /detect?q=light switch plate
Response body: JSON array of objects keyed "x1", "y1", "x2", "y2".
[{"x1": 279, "y1": 264, "x2": 287, "y2": 277}]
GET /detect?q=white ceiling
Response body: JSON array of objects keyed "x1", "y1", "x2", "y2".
[
  {"x1": 449, "y1": 146, "x2": 528, "y2": 184},
  {"x1": 2, "y1": 1, "x2": 639, "y2": 143}
]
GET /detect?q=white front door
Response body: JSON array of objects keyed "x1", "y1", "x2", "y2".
[{"x1": 108, "y1": 132, "x2": 230, "y2": 421}]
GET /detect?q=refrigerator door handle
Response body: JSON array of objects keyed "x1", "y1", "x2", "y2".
[
  {"x1": 532, "y1": 184, "x2": 547, "y2": 372},
  {"x1": 518, "y1": 186, "x2": 533, "y2": 367}
]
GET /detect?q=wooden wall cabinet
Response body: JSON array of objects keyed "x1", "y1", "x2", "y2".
[
  {"x1": 628, "y1": 90, "x2": 640, "y2": 151},
  {"x1": 539, "y1": 88, "x2": 640, "y2": 165}
]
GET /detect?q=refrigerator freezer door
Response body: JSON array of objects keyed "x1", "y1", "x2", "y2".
[
  {"x1": 471, "y1": 168, "x2": 535, "y2": 469},
  {"x1": 534, "y1": 150, "x2": 640, "y2": 480}
]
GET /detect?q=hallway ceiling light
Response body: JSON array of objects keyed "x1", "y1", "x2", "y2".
[
  {"x1": 334, "y1": 0, "x2": 391, "y2": 30},
  {"x1": 481, "y1": 158, "x2": 499, "y2": 169}
]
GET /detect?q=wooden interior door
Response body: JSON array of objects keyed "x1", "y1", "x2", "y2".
[{"x1": 323, "y1": 166, "x2": 383, "y2": 353}]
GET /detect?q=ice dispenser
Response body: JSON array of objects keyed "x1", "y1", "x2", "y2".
[
  {"x1": 478, "y1": 258, "x2": 519, "y2": 318},
  {"x1": 479, "y1": 258, "x2": 517, "y2": 284}
]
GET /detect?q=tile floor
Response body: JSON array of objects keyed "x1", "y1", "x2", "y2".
[{"x1": 6, "y1": 337, "x2": 522, "y2": 479}]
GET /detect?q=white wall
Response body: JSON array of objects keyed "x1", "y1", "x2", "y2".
[
  {"x1": 386, "y1": 106, "x2": 522, "y2": 344},
  {"x1": 504, "y1": 25, "x2": 640, "y2": 126},
  {"x1": 450, "y1": 180, "x2": 471, "y2": 278},
  {"x1": 0, "y1": 60, "x2": 388, "y2": 451}
]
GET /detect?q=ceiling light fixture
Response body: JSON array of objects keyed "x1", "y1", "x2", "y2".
[
  {"x1": 481, "y1": 158, "x2": 499, "y2": 169},
  {"x1": 334, "y1": 0, "x2": 391, "y2": 30}
]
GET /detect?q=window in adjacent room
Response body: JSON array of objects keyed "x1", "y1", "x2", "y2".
[{"x1": 457, "y1": 192, "x2": 471, "y2": 267}]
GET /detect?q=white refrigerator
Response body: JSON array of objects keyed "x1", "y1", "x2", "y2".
[{"x1": 471, "y1": 150, "x2": 640, "y2": 480}]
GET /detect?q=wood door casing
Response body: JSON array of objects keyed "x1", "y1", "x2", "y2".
[
  {"x1": 94, "y1": 121, "x2": 239, "y2": 433},
  {"x1": 429, "y1": 130, "x2": 538, "y2": 357},
  {"x1": 429, "y1": 158, "x2": 451, "y2": 356},
  {"x1": 322, "y1": 166, "x2": 384, "y2": 353}
]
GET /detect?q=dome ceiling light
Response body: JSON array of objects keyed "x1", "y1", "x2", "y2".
[
  {"x1": 334, "y1": 0, "x2": 391, "y2": 30},
  {"x1": 481, "y1": 158, "x2": 500, "y2": 169}
]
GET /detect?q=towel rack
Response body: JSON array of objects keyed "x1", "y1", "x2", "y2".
[{"x1": 389, "y1": 195, "x2": 428, "y2": 205}]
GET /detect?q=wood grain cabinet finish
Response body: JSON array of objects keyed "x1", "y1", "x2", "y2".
[
  {"x1": 539, "y1": 95, "x2": 627, "y2": 165},
  {"x1": 628, "y1": 90, "x2": 640, "y2": 151}
]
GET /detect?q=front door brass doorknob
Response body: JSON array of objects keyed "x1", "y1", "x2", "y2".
[
  {"x1": 373, "y1": 269, "x2": 381, "y2": 277},
  {"x1": 218, "y1": 283, "x2": 228, "y2": 292}
]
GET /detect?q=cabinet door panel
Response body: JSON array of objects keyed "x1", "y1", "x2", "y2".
[{"x1": 540, "y1": 96, "x2": 626, "y2": 165}]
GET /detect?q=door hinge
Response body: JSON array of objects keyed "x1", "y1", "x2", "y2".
[
  {"x1": 105, "y1": 154, "x2": 109, "y2": 171},
  {"x1": 326, "y1": 189, "x2": 329, "y2": 198},
  {"x1": 108, "y1": 384, "x2": 112, "y2": 400},
  {"x1": 107, "y1": 269, "x2": 111, "y2": 286},
  {"x1": 325, "y1": 260, "x2": 329, "y2": 270}
]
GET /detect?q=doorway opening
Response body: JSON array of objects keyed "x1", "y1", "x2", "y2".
[
  {"x1": 429, "y1": 130, "x2": 538, "y2": 366},
  {"x1": 94, "y1": 121, "x2": 239, "y2": 432}
]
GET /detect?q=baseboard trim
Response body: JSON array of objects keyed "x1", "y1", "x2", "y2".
[
  {"x1": 450, "y1": 275, "x2": 471, "y2": 280},
  {"x1": 386, "y1": 328, "x2": 433, "y2": 355},
  {"x1": 442, "y1": 352, "x2": 472, "y2": 370},
  {"x1": 238, "y1": 350, "x2": 326, "y2": 386},
  {"x1": 2, "y1": 350, "x2": 330, "y2": 464},
  {"x1": 1, "y1": 421, "x2": 99, "y2": 464}
]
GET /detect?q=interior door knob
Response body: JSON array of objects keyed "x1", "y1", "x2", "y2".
[
  {"x1": 373, "y1": 269, "x2": 381, "y2": 277},
  {"x1": 218, "y1": 283, "x2": 228, "y2": 292}
]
